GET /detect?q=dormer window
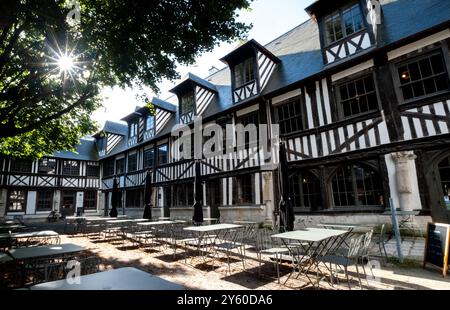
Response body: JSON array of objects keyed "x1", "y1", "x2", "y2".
[
  {"x1": 324, "y1": 3, "x2": 363, "y2": 46},
  {"x1": 181, "y1": 92, "x2": 195, "y2": 115},
  {"x1": 129, "y1": 121, "x2": 138, "y2": 138},
  {"x1": 235, "y1": 58, "x2": 255, "y2": 87},
  {"x1": 146, "y1": 115, "x2": 155, "y2": 132}
]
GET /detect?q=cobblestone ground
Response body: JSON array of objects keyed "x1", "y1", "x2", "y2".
[{"x1": 58, "y1": 233, "x2": 450, "y2": 290}]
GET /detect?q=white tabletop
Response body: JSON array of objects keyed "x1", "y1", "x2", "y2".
[
  {"x1": 272, "y1": 228, "x2": 347, "y2": 243},
  {"x1": 184, "y1": 223, "x2": 241, "y2": 232},
  {"x1": 13, "y1": 230, "x2": 59, "y2": 238},
  {"x1": 8, "y1": 243, "x2": 85, "y2": 260},
  {"x1": 29, "y1": 267, "x2": 185, "y2": 290},
  {"x1": 317, "y1": 223, "x2": 360, "y2": 229},
  {"x1": 137, "y1": 221, "x2": 176, "y2": 226},
  {"x1": 106, "y1": 219, "x2": 134, "y2": 224}
]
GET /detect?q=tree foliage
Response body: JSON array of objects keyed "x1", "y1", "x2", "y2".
[{"x1": 0, "y1": 0, "x2": 251, "y2": 158}]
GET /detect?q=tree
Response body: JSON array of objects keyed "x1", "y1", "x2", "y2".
[{"x1": 0, "y1": 0, "x2": 252, "y2": 158}]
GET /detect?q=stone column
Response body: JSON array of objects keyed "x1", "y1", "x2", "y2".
[
  {"x1": 0, "y1": 188, "x2": 7, "y2": 217},
  {"x1": 262, "y1": 171, "x2": 276, "y2": 227},
  {"x1": 391, "y1": 151, "x2": 417, "y2": 211}
]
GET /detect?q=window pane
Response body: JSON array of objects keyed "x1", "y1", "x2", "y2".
[
  {"x1": 408, "y1": 62, "x2": 421, "y2": 81},
  {"x1": 430, "y1": 54, "x2": 445, "y2": 74},
  {"x1": 158, "y1": 144, "x2": 168, "y2": 165},
  {"x1": 411, "y1": 81, "x2": 425, "y2": 97},
  {"x1": 436, "y1": 74, "x2": 450, "y2": 92},
  {"x1": 419, "y1": 58, "x2": 432, "y2": 78}
]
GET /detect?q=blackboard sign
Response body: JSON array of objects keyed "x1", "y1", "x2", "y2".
[{"x1": 423, "y1": 223, "x2": 450, "y2": 276}]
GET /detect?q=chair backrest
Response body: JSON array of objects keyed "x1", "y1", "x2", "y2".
[
  {"x1": 379, "y1": 223, "x2": 387, "y2": 243},
  {"x1": 360, "y1": 230, "x2": 373, "y2": 256},
  {"x1": 347, "y1": 235, "x2": 364, "y2": 259},
  {"x1": 255, "y1": 228, "x2": 274, "y2": 251}
]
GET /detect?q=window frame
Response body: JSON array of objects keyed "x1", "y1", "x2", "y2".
[
  {"x1": 274, "y1": 96, "x2": 305, "y2": 135},
  {"x1": 392, "y1": 47, "x2": 450, "y2": 105},
  {"x1": 234, "y1": 57, "x2": 256, "y2": 88},
  {"x1": 83, "y1": 190, "x2": 97, "y2": 210},
  {"x1": 10, "y1": 159, "x2": 32, "y2": 173},
  {"x1": 157, "y1": 143, "x2": 169, "y2": 166},
  {"x1": 129, "y1": 120, "x2": 139, "y2": 138},
  {"x1": 115, "y1": 157, "x2": 125, "y2": 175},
  {"x1": 37, "y1": 158, "x2": 57, "y2": 174},
  {"x1": 334, "y1": 70, "x2": 380, "y2": 120},
  {"x1": 145, "y1": 115, "x2": 155, "y2": 134},
  {"x1": 86, "y1": 162, "x2": 100, "y2": 177},
  {"x1": 232, "y1": 174, "x2": 255, "y2": 205},
  {"x1": 36, "y1": 190, "x2": 53, "y2": 212},
  {"x1": 61, "y1": 160, "x2": 80, "y2": 176},
  {"x1": 143, "y1": 147, "x2": 155, "y2": 169},
  {"x1": 323, "y1": 2, "x2": 365, "y2": 47},
  {"x1": 7, "y1": 189, "x2": 27, "y2": 212},
  {"x1": 330, "y1": 164, "x2": 384, "y2": 209},
  {"x1": 289, "y1": 170, "x2": 322, "y2": 212},
  {"x1": 180, "y1": 92, "x2": 195, "y2": 116},
  {"x1": 127, "y1": 153, "x2": 138, "y2": 172},
  {"x1": 102, "y1": 158, "x2": 115, "y2": 177}
]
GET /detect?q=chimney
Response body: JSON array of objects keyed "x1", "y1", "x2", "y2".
[{"x1": 208, "y1": 66, "x2": 219, "y2": 76}]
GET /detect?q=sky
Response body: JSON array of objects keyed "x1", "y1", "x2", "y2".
[{"x1": 92, "y1": 0, "x2": 315, "y2": 127}]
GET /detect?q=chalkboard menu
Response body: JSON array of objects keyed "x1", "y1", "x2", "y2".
[{"x1": 423, "y1": 223, "x2": 450, "y2": 276}]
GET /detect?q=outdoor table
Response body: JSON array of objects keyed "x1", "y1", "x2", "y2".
[
  {"x1": 183, "y1": 224, "x2": 242, "y2": 264},
  {"x1": 272, "y1": 228, "x2": 347, "y2": 289},
  {"x1": 159, "y1": 217, "x2": 171, "y2": 220},
  {"x1": 10, "y1": 230, "x2": 60, "y2": 246},
  {"x1": 28, "y1": 267, "x2": 184, "y2": 290},
  {"x1": 317, "y1": 223, "x2": 360, "y2": 249},
  {"x1": 8, "y1": 243, "x2": 85, "y2": 261}
]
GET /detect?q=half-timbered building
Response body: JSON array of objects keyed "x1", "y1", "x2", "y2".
[{"x1": 1, "y1": 0, "x2": 450, "y2": 226}]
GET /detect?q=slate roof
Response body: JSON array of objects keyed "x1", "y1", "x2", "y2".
[
  {"x1": 53, "y1": 138, "x2": 98, "y2": 161},
  {"x1": 68, "y1": 0, "x2": 450, "y2": 160}
]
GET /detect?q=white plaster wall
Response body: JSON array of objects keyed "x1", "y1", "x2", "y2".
[{"x1": 25, "y1": 191, "x2": 36, "y2": 214}]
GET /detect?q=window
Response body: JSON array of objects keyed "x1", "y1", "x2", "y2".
[
  {"x1": 396, "y1": 51, "x2": 450, "y2": 101},
  {"x1": 274, "y1": 97, "x2": 304, "y2": 135},
  {"x1": 337, "y1": 74, "x2": 378, "y2": 118},
  {"x1": 86, "y1": 162, "x2": 100, "y2": 177},
  {"x1": 235, "y1": 58, "x2": 255, "y2": 88},
  {"x1": 181, "y1": 92, "x2": 195, "y2": 115},
  {"x1": 36, "y1": 190, "x2": 53, "y2": 211},
  {"x1": 157, "y1": 144, "x2": 168, "y2": 165},
  {"x1": 126, "y1": 189, "x2": 143, "y2": 208},
  {"x1": 10, "y1": 159, "x2": 32, "y2": 173},
  {"x1": 103, "y1": 158, "x2": 115, "y2": 177},
  {"x1": 232, "y1": 174, "x2": 255, "y2": 204},
  {"x1": 173, "y1": 183, "x2": 194, "y2": 207},
  {"x1": 146, "y1": 115, "x2": 155, "y2": 132},
  {"x1": 8, "y1": 190, "x2": 26, "y2": 211},
  {"x1": 128, "y1": 153, "x2": 137, "y2": 172},
  {"x1": 290, "y1": 171, "x2": 322, "y2": 210},
  {"x1": 236, "y1": 112, "x2": 259, "y2": 149},
  {"x1": 62, "y1": 160, "x2": 80, "y2": 176},
  {"x1": 324, "y1": 3, "x2": 363, "y2": 45},
  {"x1": 38, "y1": 158, "x2": 56, "y2": 174},
  {"x1": 83, "y1": 190, "x2": 97, "y2": 210},
  {"x1": 331, "y1": 164, "x2": 383, "y2": 207},
  {"x1": 129, "y1": 121, "x2": 138, "y2": 137},
  {"x1": 115, "y1": 158, "x2": 125, "y2": 174},
  {"x1": 143, "y1": 148, "x2": 154, "y2": 169}
]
